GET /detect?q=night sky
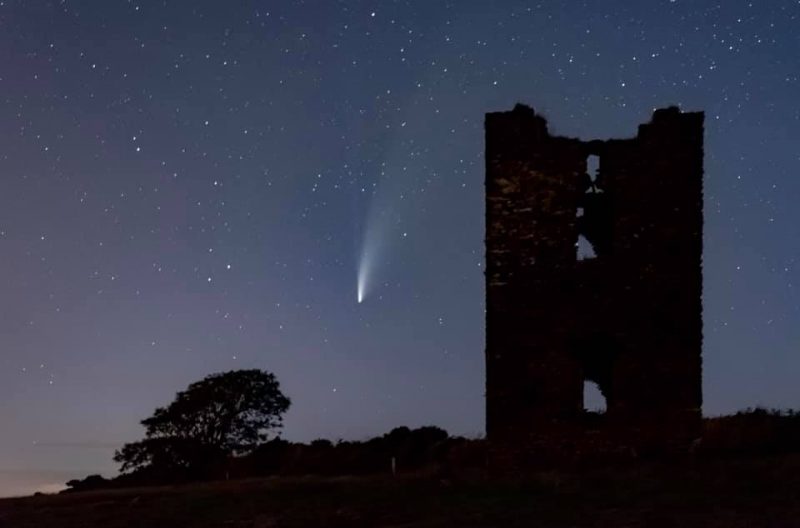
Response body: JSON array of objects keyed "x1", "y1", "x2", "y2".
[{"x1": 1, "y1": 0, "x2": 799, "y2": 496}]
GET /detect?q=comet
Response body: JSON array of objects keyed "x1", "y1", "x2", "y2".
[
  {"x1": 356, "y1": 105, "x2": 420, "y2": 304},
  {"x1": 356, "y1": 234, "x2": 376, "y2": 304},
  {"x1": 356, "y1": 198, "x2": 392, "y2": 305},
  {"x1": 357, "y1": 265, "x2": 365, "y2": 304}
]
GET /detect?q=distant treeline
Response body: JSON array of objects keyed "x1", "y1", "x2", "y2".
[
  {"x1": 700, "y1": 408, "x2": 800, "y2": 456},
  {"x1": 65, "y1": 409, "x2": 800, "y2": 493},
  {"x1": 65, "y1": 425, "x2": 485, "y2": 493}
]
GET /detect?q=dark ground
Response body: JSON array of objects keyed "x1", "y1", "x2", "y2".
[{"x1": 1, "y1": 455, "x2": 799, "y2": 527}]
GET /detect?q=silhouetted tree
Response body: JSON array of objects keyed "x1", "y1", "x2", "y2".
[{"x1": 114, "y1": 369, "x2": 291, "y2": 475}]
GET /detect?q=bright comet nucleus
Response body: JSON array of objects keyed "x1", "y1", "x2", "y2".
[{"x1": 356, "y1": 247, "x2": 371, "y2": 304}]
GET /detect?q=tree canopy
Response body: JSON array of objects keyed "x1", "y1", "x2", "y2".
[{"x1": 114, "y1": 369, "x2": 290, "y2": 474}]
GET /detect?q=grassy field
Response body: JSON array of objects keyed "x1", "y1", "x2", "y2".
[{"x1": 1, "y1": 455, "x2": 798, "y2": 527}]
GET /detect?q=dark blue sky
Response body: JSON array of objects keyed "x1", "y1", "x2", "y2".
[{"x1": 0, "y1": 0, "x2": 798, "y2": 496}]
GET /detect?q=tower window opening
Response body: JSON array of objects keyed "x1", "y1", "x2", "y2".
[
  {"x1": 576, "y1": 234, "x2": 597, "y2": 260},
  {"x1": 576, "y1": 153, "x2": 611, "y2": 257},
  {"x1": 587, "y1": 154, "x2": 600, "y2": 184},
  {"x1": 583, "y1": 380, "x2": 607, "y2": 413}
]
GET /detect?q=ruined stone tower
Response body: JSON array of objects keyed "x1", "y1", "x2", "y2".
[{"x1": 485, "y1": 105, "x2": 703, "y2": 467}]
